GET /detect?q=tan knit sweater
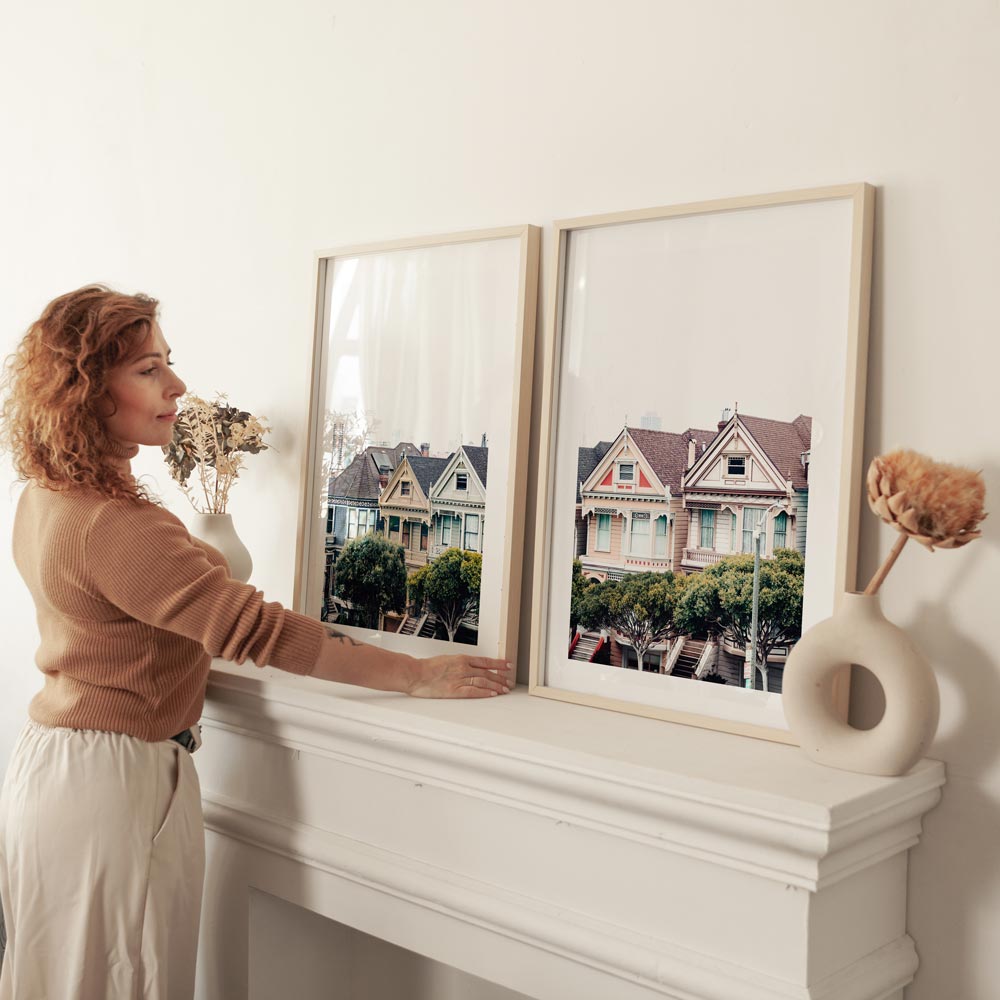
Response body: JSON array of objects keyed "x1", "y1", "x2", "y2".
[{"x1": 12, "y1": 478, "x2": 327, "y2": 742}]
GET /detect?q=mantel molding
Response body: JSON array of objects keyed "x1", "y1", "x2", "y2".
[
  {"x1": 201, "y1": 791, "x2": 920, "y2": 1000},
  {"x1": 203, "y1": 667, "x2": 945, "y2": 893}
]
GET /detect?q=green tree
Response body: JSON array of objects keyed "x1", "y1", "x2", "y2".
[
  {"x1": 578, "y1": 572, "x2": 687, "y2": 669},
  {"x1": 409, "y1": 548, "x2": 483, "y2": 642},
  {"x1": 675, "y1": 548, "x2": 805, "y2": 683},
  {"x1": 335, "y1": 534, "x2": 408, "y2": 630},
  {"x1": 569, "y1": 559, "x2": 598, "y2": 632}
]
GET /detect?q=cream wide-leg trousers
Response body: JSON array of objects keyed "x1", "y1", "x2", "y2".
[{"x1": 0, "y1": 721, "x2": 205, "y2": 1000}]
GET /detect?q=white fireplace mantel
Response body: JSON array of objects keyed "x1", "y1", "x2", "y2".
[{"x1": 196, "y1": 664, "x2": 945, "y2": 1000}]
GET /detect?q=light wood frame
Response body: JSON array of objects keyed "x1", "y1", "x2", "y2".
[
  {"x1": 293, "y1": 224, "x2": 540, "y2": 664},
  {"x1": 528, "y1": 185, "x2": 875, "y2": 743}
]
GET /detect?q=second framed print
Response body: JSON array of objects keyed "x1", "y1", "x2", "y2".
[
  {"x1": 296, "y1": 225, "x2": 539, "y2": 664},
  {"x1": 529, "y1": 185, "x2": 874, "y2": 743}
]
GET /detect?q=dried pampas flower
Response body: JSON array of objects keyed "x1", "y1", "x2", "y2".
[{"x1": 864, "y1": 448, "x2": 987, "y2": 594}]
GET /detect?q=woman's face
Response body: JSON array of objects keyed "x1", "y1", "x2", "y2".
[{"x1": 101, "y1": 321, "x2": 187, "y2": 448}]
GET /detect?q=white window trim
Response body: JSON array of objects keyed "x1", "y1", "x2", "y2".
[
  {"x1": 725, "y1": 454, "x2": 748, "y2": 478},
  {"x1": 699, "y1": 509, "x2": 716, "y2": 550},
  {"x1": 773, "y1": 511, "x2": 788, "y2": 550},
  {"x1": 595, "y1": 513, "x2": 612, "y2": 553},
  {"x1": 654, "y1": 515, "x2": 668, "y2": 557},
  {"x1": 629, "y1": 515, "x2": 650, "y2": 556},
  {"x1": 464, "y1": 513, "x2": 480, "y2": 551}
]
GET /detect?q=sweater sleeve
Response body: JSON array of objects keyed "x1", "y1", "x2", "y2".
[{"x1": 84, "y1": 499, "x2": 326, "y2": 675}]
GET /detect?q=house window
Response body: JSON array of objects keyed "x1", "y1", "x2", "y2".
[
  {"x1": 402, "y1": 521, "x2": 410, "y2": 547},
  {"x1": 730, "y1": 511, "x2": 738, "y2": 551},
  {"x1": 773, "y1": 511, "x2": 788, "y2": 550},
  {"x1": 420, "y1": 524, "x2": 429, "y2": 551},
  {"x1": 464, "y1": 514, "x2": 480, "y2": 551},
  {"x1": 352, "y1": 508, "x2": 373, "y2": 536},
  {"x1": 389, "y1": 515, "x2": 400, "y2": 536},
  {"x1": 727, "y1": 455, "x2": 746, "y2": 477},
  {"x1": 456, "y1": 473, "x2": 468, "y2": 491},
  {"x1": 400, "y1": 481, "x2": 411, "y2": 497},
  {"x1": 596, "y1": 513, "x2": 611, "y2": 551},
  {"x1": 326, "y1": 506, "x2": 334, "y2": 534},
  {"x1": 440, "y1": 514, "x2": 453, "y2": 546},
  {"x1": 699, "y1": 509, "x2": 715, "y2": 549},
  {"x1": 654, "y1": 515, "x2": 668, "y2": 556},
  {"x1": 618, "y1": 462, "x2": 634, "y2": 482},
  {"x1": 630, "y1": 515, "x2": 650, "y2": 555},
  {"x1": 743, "y1": 507, "x2": 763, "y2": 553},
  {"x1": 624, "y1": 647, "x2": 661, "y2": 672}
]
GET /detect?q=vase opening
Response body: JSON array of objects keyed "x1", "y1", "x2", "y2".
[{"x1": 846, "y1": 664, "x2": 886, "y2": 732}]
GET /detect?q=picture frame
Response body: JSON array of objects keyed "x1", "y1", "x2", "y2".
[
  {"x1": 528, "y1": 185, "x2": 875, "y2": 743},
  {"x1": 294, "y1": 225, "x2": 540, "y2": 664}
]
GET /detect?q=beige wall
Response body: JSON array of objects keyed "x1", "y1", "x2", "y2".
[{"x1": 1, "y1": 3, "x2": 998, "y2": 998}]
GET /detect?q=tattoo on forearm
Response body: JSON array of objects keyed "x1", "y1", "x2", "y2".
[{"x1": 327, "y1": 628, "x2": 364, "y2": 648}]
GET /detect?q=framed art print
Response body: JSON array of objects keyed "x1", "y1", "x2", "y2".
[
  {"x1": 528, "y1": 186, "x2": 874, "y2": 742},
  {"x1": 295, "y1": 225, "x2": 540, "y2": 664}
]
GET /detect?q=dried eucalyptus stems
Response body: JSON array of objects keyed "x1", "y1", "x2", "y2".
[
  {"x1": 161, "y1": 393, "x2": 271, "y2": 514},
  {"x1": 864, "y1": 448, "x2": 987, "y2": 595}
]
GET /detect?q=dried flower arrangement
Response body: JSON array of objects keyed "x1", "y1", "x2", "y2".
[
  {"x1": 161, "y1": 393, "x2": 271, "y2": 514},
  {"x1": 864, "y1": 448, "x2": 987, "y2": 594}
]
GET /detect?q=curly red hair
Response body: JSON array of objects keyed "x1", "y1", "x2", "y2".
[{"x1": 0, "y1": 284, "x2": 160, "y2": 502}]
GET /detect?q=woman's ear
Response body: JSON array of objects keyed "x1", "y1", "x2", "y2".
[{"x1": 94, "y1": 390, "x2": 117, "y2": 419}]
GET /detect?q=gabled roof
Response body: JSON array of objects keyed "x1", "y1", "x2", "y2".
[
  {"x1": 576, "y1": 441, "x2": 613, "y2": 502},
  {"x1": 329, "y1": 442, "x2": 420, "y2": 501},
  {"x1": 739, "y1": 415, "x2": 811, "y2": 489},
  {"x1": 407, "y1": 455, "x2": 451, "y2": 496},
  {"x1": 460, "y1": 445, "x2": 489, "y2": 488},
  {"x1": 627, "y1": 427, "x2": 717, "y2": 492},
  {"x1": 578, "y1": 413, "x2": 811, "y2": 498}
]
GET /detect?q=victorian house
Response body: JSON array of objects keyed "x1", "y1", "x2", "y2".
[
  {"x1": 429, "y1": 445, "x2": 488, "y2": 558},
  {"x1": 576, "y1": 426, "x2": 716, "y2": 583},
  {"x1": 680, "y1": 412, "x2": 810, "y2": 571},
  {"x1": 326, "y1": 442, "x2": 423, "y2": 552},
  {"x1": 323, "y1": 442, "x2": 422, "y2": 618},
  {"x1": 380, "y1": 454, "x2": 450, "y2": 570}
]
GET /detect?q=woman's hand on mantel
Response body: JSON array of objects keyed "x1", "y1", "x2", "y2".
[{"x1": 406, "y1": 655, "x2": 513, "y2": 699}]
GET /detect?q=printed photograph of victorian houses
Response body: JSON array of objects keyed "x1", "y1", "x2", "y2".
[
  {"x1": 569, "y1": 406, "x2": 810, "y2": 693},
  {"x1": 323, "y1": 438, "x2": 488, "y2": 645}
]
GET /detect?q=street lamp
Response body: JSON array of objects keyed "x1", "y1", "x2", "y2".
[{"x1": 744, "y1": 500, "x2": 789, "y2": 690}]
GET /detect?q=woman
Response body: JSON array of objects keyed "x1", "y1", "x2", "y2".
[{"x1": 0, "y1": 285, "x2": 511, "y2": 999}]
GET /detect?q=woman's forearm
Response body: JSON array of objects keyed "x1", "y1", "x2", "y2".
[
  {"x1": 306, "y1": 628, "x2": 513, "y2": 700},
  {"x1": 308, "y1": 628, "x2": 419, "y2": 693}
]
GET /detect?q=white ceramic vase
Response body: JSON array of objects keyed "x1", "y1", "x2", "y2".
[
  {"x1": 190, "y1": 512, "x2": 253, "y2": 583},
  {"x1": 782, "y1": 592, "x2": 939, "y2": 777}
]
